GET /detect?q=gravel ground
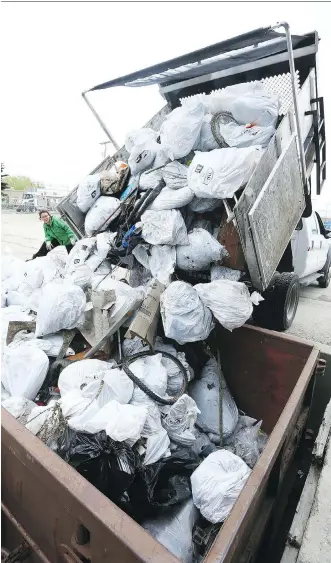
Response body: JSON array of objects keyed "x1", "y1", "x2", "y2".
[{"x1": 2, "y1": 210, "x2": 331, "y2": 346}]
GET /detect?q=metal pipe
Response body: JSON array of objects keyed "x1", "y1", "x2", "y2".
[
  {"x1": 82, "y1": 91, "x2": 120, "y2": 151},
  {"x1": 270, "y1": 22, "x2": 307, "y2": 190}
]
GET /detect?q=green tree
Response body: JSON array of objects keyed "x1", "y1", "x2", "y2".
[
  {"x1": 1, "y1": 163, "x2": 9, "y2": 191},
  {"x1": 5, "y1": 175, "x2": 32, "y2": 191}
]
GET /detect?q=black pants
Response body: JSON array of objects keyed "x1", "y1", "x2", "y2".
[{"x1": 32, "y1": 238, "x2": 74, "y2": 259}]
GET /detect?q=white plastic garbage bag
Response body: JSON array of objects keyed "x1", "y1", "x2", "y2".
[
  {"x1": 210, "y1": 265, "x2": 242, "y2": 282},
  {"x1": 128, "y1": 142, "x2": 158, "y2": 175},
  {"x1": 66, "y1": 264, "x2": 93, "y2": 289},
  {"x1": 1, "y1": 254, "x2": 25, "y2": 281},
  {"x1": 148, "y1": 186, "x2": 194, "y2": 211},
  {"x1": 65, "y1": 238, "x2": 96, "y2": 275},
  {"x1": 81, "y1": 367, "x2": 134, "y2": 405},
  {"x1": 195, "y1": 280, "x2": 263, "y2": 331},
  {"x1": 6, "y1": 289, "x2": 32, "y2": 307},
  {"x1": 125, "y1": 128, "x2": 158, "y2": 152},
  {"x1": 76, "y1": 174, "x2": 101, "y2": 212},
  {"x1": 140, "y1": 209, "x2": 188, "y2": 246},
  {"x1": 96, "y1": 231, "x2": 117, "y2": 257},
  {"x1": 188, "y1": 196, "x2": 222, "y2": 213},
  {"x1": 12, "y1": 330, "x2": 74, "y2": 357},
  {"x1": 144, "y1": 428, "x2": 171, "y2": 465},
  {"x1": 161, "y1": 281, "x2": 214, "y2": 344},
  {"x1": 25, "y1": 400, "x2": 61, "y2": 449},
  {"x1": 1, "y1": 306, "x2": 33, "y2": 354},
  {"x1": 1, "y1": 290, "x2": 7, "y2": 308},
  {"x1": 85, "y1": 196, "x2": 120, "y2": 236},
  {"x1": 176, "y1": 228, "x2": 228, "y2": 271},
  {"x1": 231, "y1": 88, "x2": 280, "y2": 128},
  {"x1": 130, "y1": 353, "x2": 168, "y2": 404},
  {"x1": 133, "y1": 244, "x2": 176, "y2": 286},
  {"x1": 196, "y1": 114, "x2": 219, "y2": 152},
  {"x1": 162, "y1": 161, "x2": 189, "y2": 190},
  {"x1": 225, "y1": 417, "x2": 264, "y2": 468},
  {"x1": 1, "y1": 384, "x2": 10, "y2": 402},
  {"x1": 163, "y1": 394, "x2": 200, "y2": 446},
  {"x1": 189, "y1": 357, "x2": 238, "y2": 440},
  {"x1": 2, "y1": 341, "x2": 49, "y2": 400},
  {"x1": 191, "y1": 449, "x2": 251, "y2": 523},
  {"x1": 160, "y1": 99, "x2": 205, "y2": 160},
  {"x1": 154, "y1": 337, "x2": 193, "y2": 395},
  {"x1": 188, "y1": 147, "x2": 262, "y2": 199},
  {"x1": 2, "y1": 396, "x2": 35, "y2": 424},
  {"x1": 217, "y1": 119, "x2": 275, "y2": 149},
  {"x1": 142, "y1": 498, "x2": 198, "y2": 563},
  {"x1": 139, "y1": 169, "x2": 163, "y2": 191},
  {"x1": 80, "y1": 400, "x2": 148, "y2": 446},
  {"x1": 35, "y1": 282, "x2": 86, "y2": 337},
  {"x1": 58, "y1": 358, "x2": 125, "y2": 397}
]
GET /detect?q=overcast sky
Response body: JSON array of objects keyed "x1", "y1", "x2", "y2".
[{"x1": 1, "y1": 1, "x2": 331, "y2": 206}]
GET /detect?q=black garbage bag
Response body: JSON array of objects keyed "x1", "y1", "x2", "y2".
[
  {"x1": 129, "y1": 447, "x2": 200, "y2": 521},
  {"x1": 57, "y1": 428, "x2": 139, "y2": 510}
]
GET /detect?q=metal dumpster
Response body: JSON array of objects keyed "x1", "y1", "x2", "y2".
[{"x1": 1, "y1": 325, "x2": 320, "y2": 563}]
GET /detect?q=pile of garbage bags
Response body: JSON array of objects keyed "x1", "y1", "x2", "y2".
[{"x1": 1, "y1": 81, "x2": 278, "y2": 562}]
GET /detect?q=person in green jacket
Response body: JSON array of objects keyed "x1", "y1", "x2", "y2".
[{"x1": 31, "y1": 210, "x2": 77, "y2": 259}]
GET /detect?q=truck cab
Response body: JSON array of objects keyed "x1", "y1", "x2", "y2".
[{"x1": 292, "y1": 210, "x2": 331, "y2": 287}]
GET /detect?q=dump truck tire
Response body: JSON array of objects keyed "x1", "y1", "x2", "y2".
[{"x1": 252, "y1": 273, "x2": 300, "y2": 331}]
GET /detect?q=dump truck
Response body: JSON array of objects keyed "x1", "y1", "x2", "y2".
[
  {"x1": 2, "y1": 23, "x2": 329, "y2": 563},
  {"x1": 57, "y1": 22, "x2": 328, "y2": 332}
]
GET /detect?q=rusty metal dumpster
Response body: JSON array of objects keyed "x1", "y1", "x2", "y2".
[{"x1": 1, "y1": 325, "x2": 320, "y2": 563}]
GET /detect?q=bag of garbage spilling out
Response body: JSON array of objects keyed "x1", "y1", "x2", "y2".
[
  {"x1": 128, "y1": 142, "x2": 158, "y2": 175},
  {"x1": 85, "y1": 196, "x2": 120, "y2": 236},
  {"x1": 225, "y1": 415, "x2": 268, "y2": 468},
  {"x1": 2, "y1": 341, "x2": 49, "y2": 400},
  {"x1": 162, "y1": 394, "x2": 200, "y2": 447},
  {"x1": 76, "y1": 174, "x2": 101, "y2": 213},
  {"x1": 161, "y1": 281, "x2": 214, "y2": 344},
  {"x1": 189, "y1": 196, "x2": 222, "y2": 213},
  {"x1": 139, "y1": 169, "x2": 163, "y2": 191},
  {"x1": 35, "y1": 281, "x2": 86, "y2": 337},
  {"x1": 196, "y1": 114, "x2": 219, "y2": 152},
  {"x1": 140, "y1": 209, "x2": 189, "y2": 246},
  {"x1": 210, "y1": 265, "x2": 242, "y2": 282},
  {"x1": 142, "y1": 499, "x2": 199, "y2": 563},
  {"x1": 216, "y1": 118, "x2": 275, "y2": 149},
  {"x1": 125, "y1": 128, "x2": 158, "y2": 152},
  {"x1": 195, "y1": 280, "x2": 263, "y2": 331},
  {"x1": 189, "y1": 357, "x2": 238, "y2": 441},
  {"x1": 160, "y1": 99, "x2": 205, "y2": 160},
  {"x1": 2, "y1": 396, "x2": 35, "y2": 425},
  {"x1": 188, "y1": 147, "x2": 262, "y2": 199},
  {"x1": 162, "y1": 161, "x2": 189, "y2": 190},
  {"x1": 148, "y1": 186, "x2": 194, "y2": 211},
  {"x1": 133, "y1": 244, "x2": 176, "y2": 286},
  {"x1": 176, "y1": 228, "x2": 228, "y2": 271},
  {"x1": 191, "y1": 449, "x2": 251, "y2": 523}
]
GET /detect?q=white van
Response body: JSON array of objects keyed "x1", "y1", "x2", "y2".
[{"x1": 292, "y1": 211, "x2": 331, "y2": 288}]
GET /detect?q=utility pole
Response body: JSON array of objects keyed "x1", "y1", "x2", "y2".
[{"x1": 99, "y1": 141, "x2": 111, "y2": 159}]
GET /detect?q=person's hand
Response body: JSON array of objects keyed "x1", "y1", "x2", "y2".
[
  {"x1": 46, "y1": 241, "x2": 53, "y2": 251},
  {"x1": 70, "y1": 238, "x2": 76, "y2": 246}
]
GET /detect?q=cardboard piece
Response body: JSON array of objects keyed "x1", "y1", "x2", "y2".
[{"x1": 125, "y1": 279, "x2": 165, "y2": 349}]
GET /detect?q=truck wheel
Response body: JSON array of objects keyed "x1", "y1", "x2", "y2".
[
  {"x1": 318, "y1": 250, "x2": 331, "y2": 288},
  {"x1": 252, "y1": 273, "x2": 300, "y2": 331}
]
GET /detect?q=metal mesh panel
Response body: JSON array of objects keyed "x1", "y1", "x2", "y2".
[{"x1": 181, "y1": 71, "x2": 300, "y2": 116}]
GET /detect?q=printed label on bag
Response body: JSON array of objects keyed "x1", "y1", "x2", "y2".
[
  {"x1": 195, "y1": 164, "x2": 203, "y2": 173},
  {"x1": 203, "y1": 168, "x2": 214, "y2": 185}
]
